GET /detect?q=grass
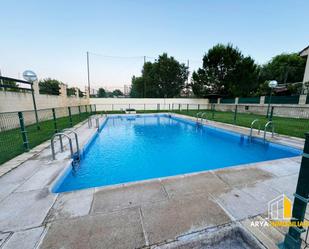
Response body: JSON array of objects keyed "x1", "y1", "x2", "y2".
[
  {"x1": 172, "y1": 109, "x2": 309, "y2": 139},
  {"x1": 0, "y1": 113, "x2": 91, "y2": 165}
]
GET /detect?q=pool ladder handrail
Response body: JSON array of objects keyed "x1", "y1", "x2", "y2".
[
  {"x1": 263, "y1": 121, "x2": 275, "y2": 141},
  {"x1": 95, "y1": 117, "x2": 99, "y2": 131},
  {"x1": 249, "y1": 119, "x2": 261, "y2": 140},
  {"x1": 88, "y1": 116, "x2": 93, "y2": 128},
  {"x1": 62, "y1": 129, "x2": 80, "y2": 159},
  {"x1": 196, "y1": 112, "x2": 203, "y2": 122},
  {"x1": 51, "y1": 133, "x2": 74, "y2": 160},
  {"x1": 201, "y1": 112, "x2": 208, "y2": 123}
]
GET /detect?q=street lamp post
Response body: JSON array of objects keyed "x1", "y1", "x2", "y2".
[
  {"x1": 266, "y1": 80, "x2": 278, "y2": 120},
  {"x1": 23, "y1": 70, "x2": 40, "y2": 130}
]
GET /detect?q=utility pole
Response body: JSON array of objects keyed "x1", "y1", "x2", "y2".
[
  {"x1": 86, "y1": 51, "x2": 91, "y2": 97},
  {"x1": 187, "y1": 59, "x2": 190, "y2": 97},
  {"x1": 143, "y1": 56, "x2": 146, "y2": 98}
]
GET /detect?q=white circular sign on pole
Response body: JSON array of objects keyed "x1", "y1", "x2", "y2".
[
  {"x1": 268, "y1": 80, "x2": 278, "y2": 88},
  {"x1": 23, "y1": 70, "x2": 37, "y2": 82}
]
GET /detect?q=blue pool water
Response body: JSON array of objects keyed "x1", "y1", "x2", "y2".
[{"x1": 53, "y1": 114, "x2": 301, "y2": 193}]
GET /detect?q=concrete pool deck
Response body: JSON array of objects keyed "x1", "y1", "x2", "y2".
[{"x1": 0, "y1": 113, "x2": 308, "y2": 249}]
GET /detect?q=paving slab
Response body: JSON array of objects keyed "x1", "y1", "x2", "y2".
[
  {"x1": 214, "y1": 167, "x2": 273, "y2": 187},
  {"x1": 0, "y1": 189, "x2": 56, "y2": 232},
  {"x1": 46, "y1": 188, "x2": 93, "y2": 222},
  {"x1": 141, "y1": 193, "x2": 231, "y2": 245},
  {"x1": 240, "y1": 181, "x2": 281, "y2": 205},
  {"x1": 40, "y1": 207, "x2": 146, "y2": 249},
  {"x1": 92, "y1": 180, "x2": 168, "y2": 214},
  {"x1": 0, "y1": 233, "x2": 10, "y2": 247},
  {"x1": 0, "y1": 160, "x2": 41, "y2": 185},
  {"x1": 263, "y1": 174, "x2": 299, "y2": 200},
  {"x1": 250, "y1": 216, "x2": 284, "y2": 245},
  {"x1": 257, "y1": 158, "x2": 300, "y2": 177},
  {"x1": 242, "y1": 219, "x2": 276, "y2": 249},
  {"x1": 215, "y1": 189, "x2": 266, "y2": 220},
  {"x1": 2, "y1": 226, "x2": 44, "y2": 249},
  {"x1": 15, "y1": 164, "x2": 63, "y2": 192},
  {"x1": 0, "y1": 182, "x2": 20, "y2": 203},
  {"x1": 161, "y1": 172, "x2": 230, "y2": 198}
]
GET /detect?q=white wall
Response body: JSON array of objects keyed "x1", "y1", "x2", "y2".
[
  {"x1": 0, "y1": 82, "x2": 89, "y2": 113},
  {"x1": 90, "y1": 98, "x2": 209, "y2": 111}
]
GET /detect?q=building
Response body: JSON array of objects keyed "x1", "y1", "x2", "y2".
[{"x1": 299, "y1": 45, "x2": 309, "y2": 90}]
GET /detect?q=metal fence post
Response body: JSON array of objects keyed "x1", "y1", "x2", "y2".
[
  {"x1": 234, "y1": 105, "x2": 238, "y2": 124},
  {"x1": 78, "y1": 106, "x2": 81, "y2": 121},
  {"x1": 18, "y1": 112, "x2": 29, "y2": 151},
  {"x1": 94, "y1": 104, "x2": 97, "y2": 114},
  {"x1": 198, "y1": 104, "x2": 200, "y2": 111},
  {"x1": 52, "y1": 108, "x2": 58, "y2": 133},
  {"x1": 212, "y1": 104, "x2": 215, "y2": 119},
  {"x1": 85, "y1": 105, "x2": 88, "y2": 113},
  {"x1": 68, "y1": 107, "x2": 73, "y2": 127},
  {"x1": 279, "y1": 132, "x2": 309, "y2": 249},
  {"x1": 178, "y1": 104, "x2": 181, "y2": 111},
  {"x1": 30, "y1": 84, "x2": 40, "y2": 130},
  {"x1": 169, "y1": 104, "x2": 171, "y2": 111},
  {"x1": 187, "y1": 104, "x2": 189, "y2": 112},
  {"x1": 90, "y1": 105, "x2": 93, "y2": 114},
  {"x1": 269, "y1": 106, "x2": 274, "y2": 121}
]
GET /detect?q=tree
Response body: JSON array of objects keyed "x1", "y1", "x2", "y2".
[
  {"x1": 260, "y1": 53, "x2": 306, "y2": 84},
  {"x1": 97, "y1": 88, "x2": 107, "y2": 98},
  {"x1": 78, "y1": 89, "x2": 84, "y2": 97},
  {"x1": 112, "y1": 89, "x2": 123, "y2": 97},
  {"x1": 191, "y1": 44, "x2": 259, "y2": 97},
  {"x1": 39, "y1": 78, "x2": 61, "y2": 95},
  {"x1": 130, "y1": 76, "x2": 144, "y2": 97},
  {"x1": 0, "y1": 79, "x2": 19, "y2": 92},
  {"x1": 66, "y1": 87, "x2": 76, "y2": 96},
  {"x1": 130, "y1": 53, "x2": 188, "y2": 98}
]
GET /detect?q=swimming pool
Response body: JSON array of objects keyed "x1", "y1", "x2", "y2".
[{"x1": 53, "y1": 114, "x2": 301, "y2": 193}]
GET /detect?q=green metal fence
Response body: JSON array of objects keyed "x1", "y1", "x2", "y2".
[
  {"x1": 238, "y1": 97, "x2": 260, "y2": 104},
  {"x1": 220, "y1": 98, "x2": 235, "y2": 104},
  {"x1": 172, "y1": 103, "x2": 309, "y2": 139},
  {"x1": 0, "y1": 105, "x2": 95, "y2": 165},
  {"x1": 265, "y1": 95, "x2": 300, "y2": 104}
]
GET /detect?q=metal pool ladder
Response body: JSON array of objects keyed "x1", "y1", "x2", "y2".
[
  {"x1": 88, "y1": 116, "x2": 100, "y2": 131},
  {"x1": 263, "y1": 121, "x2": 274, "y2": 142},
  {"x1": 249, "y1": 119, "x2": 261, "y2": 140},
  {"x1": 196, "y1": 112, "x2": 203, "y2": 122},
  {"x1": 201, "y1": 112, "x2": 208, "y2": 124},
  {"x1": 50, "y1": 130, "x2": 80, "y2": 161},
  {"x1": 62, "y1": 129, "x2": 80, "y2": 158}
]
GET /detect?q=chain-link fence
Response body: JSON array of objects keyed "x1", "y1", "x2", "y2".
[{"x1": 0, "y1": 105, "x2": 95, "y2": 165}]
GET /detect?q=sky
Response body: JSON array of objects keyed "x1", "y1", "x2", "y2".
[{"x1": 0, "y1": 0, "x2": 308, "y2": 91}]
